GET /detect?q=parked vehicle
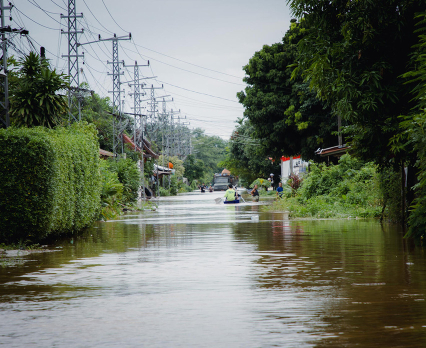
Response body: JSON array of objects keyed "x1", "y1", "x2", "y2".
[{"x1": 213, "y1": 173, "x2": 238, "y2": 191}]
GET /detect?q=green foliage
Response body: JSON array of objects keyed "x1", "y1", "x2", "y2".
[
  {"x1": 377, "y1": 167, "x2": 402, "y2": 223},
  {"x1": 10, "y1": 52, "x2": 69, "y2": 128},
  {"x1": 288, "y1": 0, "x2": 426, "y2": 165},
  {"x1": 169, "y1": 175, "x2": 178, "y2": 195},
  {"x1": 250, "y1": 178, "x2": 271, "y2": 191},
  {"x1": 0, "y1": 123, "x2": 101, "y2": 243},
  {"x1": 190, "y1": 180, "x2": 198, "y2": 190},
  {"x1": 144, "y1": 159, "x2": 154, "y2": 178},
  {"x1": 178, "y1": 183, "x2": 193, "y2": 193},
  {"x1": 395, "y1": 12, "x2": 426, "y2": 238},
  {"x1": 220, "y1": 119, "x2": 281, "y2": 186},
  {"x1": 99, "y1": 160, "x2": 123, "y2": 220},
  {"x1": 268, "y1": 155, "x2": 382, "y2": 219},
  {"x1": 237, "y1": 23, "x2": 336, "y2": 160},
  {"x1": 184, "y1": 154, "x2": 205, "y2": 182},
  {"x1": 78, "y1": 89, "x2": 114, "y2": 152},
  {"x1": 107, "y1": 158, "x2": 140, "y2": 204},
  {"x1": 159, "y1": 186, "x2": 171, "y2": 197},
  {"x1": 191, "y1": 128, "x2": 227, "y2": 179},
  {"x1": 288, "y1": 173, "x2": 302, "y2": 196}
]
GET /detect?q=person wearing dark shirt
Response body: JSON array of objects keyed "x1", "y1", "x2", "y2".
[{"x1": 251, "y1": 184, "x2": 259, "y2": 202}]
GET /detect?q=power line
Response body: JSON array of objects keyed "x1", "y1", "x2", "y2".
[
  {"x1": 126, "y1": 41, "x2": 245, "y2": 86},
  {"x1": 81, "y1": 0, "x2": 113, "y2": 35},
  {"x1": 13, "y1": 6, "x2": 59, "y2": 31},
  {"x1": 27, "y1": 0, "x2": 62, "y2": 15},
  {"x1": 49, "y1": 0, "x2": 66, "y2": 11},
  {"x1": 101, "y1": 0, "x2": 127, "y2": 33},
  {"x1": 155, "y1": 79, "x2": 240, "y2": 103},
  {"x1": 169, "y1": 94, "x2": 243, "y2": 109},
  {"x1": 27, "y1": 34, "x2": 66, "y2": 61},
  {"x1": 132, "y1": 41, "x2": 243, "y2": 80},
  {"x1": 78, "y1": 15, "x2": 111, "y2": 36}
]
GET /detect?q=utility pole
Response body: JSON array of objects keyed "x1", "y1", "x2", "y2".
[
  {"x1": 77, "y1": 32, "x2": 131, "y2": 157},
  {"x1": 170, "y1": 109, "x2": 181, "y2": 157},
  {"x1": 141, "y1": 84, "x2": 163, "y2": 196},
  {"x1": 105, "y1": 33, "x2": 131, "y2": 156},
  {"x1": 0, "y1": 1, "x2": 22, "y2": 129},
  {"x1": 61, "y1": 0, "x2": 83, "y2": 122},
  {"x1": 168, "y1": 109, "x2": 181, "y2": 189},
  {"x1": 181, "y1": 121, "x2": 191, "y2": 158},
  {"x1": 181, "y1": 118, "x2": 190, "y2": 161},
  {"x1": 126, "y1": 61, "x2": 149, "y2": 199},
  {"x1": 160, "y1": 97, "x2": 173, "y2": 168},
  {"x1": 141, "y1": 84, "x2": 163, "y2": 137}
]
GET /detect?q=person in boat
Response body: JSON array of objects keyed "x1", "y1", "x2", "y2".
[
  {"x1": 251, "y1": 184, "x2": 259, "y2": 202},
  {"x1": 276, "y1": 182, "x2": 284, "y2": 198},
  {"x1": 224, "y1": 183, "x2": 237, "y2": 201}
]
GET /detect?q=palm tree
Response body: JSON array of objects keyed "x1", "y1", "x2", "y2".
[{"x1": 10, "y1": 52, "x2": 69, "y2": 128}]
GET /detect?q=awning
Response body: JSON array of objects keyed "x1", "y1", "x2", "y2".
[{"x1": 315, "y1": 145, "x2": 350, "y2": 157}]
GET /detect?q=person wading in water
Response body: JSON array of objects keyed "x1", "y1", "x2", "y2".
[{"x1": 251, "y1": 184, "x2": 259, "y2": 202}]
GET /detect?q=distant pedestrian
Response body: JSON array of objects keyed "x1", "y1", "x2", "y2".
[{"x1": 276, "y1": 182, "x2": 284, "y2": 198}]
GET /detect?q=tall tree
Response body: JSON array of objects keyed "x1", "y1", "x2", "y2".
[
  {"x1": 288, "y1": 0, "x2": 426, "y2": 165},
  {"x1": 393, "y1": 12, "x2": 426, "y2": 238},
  {"x1": 191, "y1": 128, "x2": 227, "y2": 180},
  {"x1": 183, "y1": 154, "x2": 205, "y2": 182},
  {"x1": 220, "y1": 119, "x2": 281, "y2": 186},
  {"x1": 237, "y1": 21, "x2": 336, "y2": 161},
  {"x1": 10, "y1": 52, "x2": 68, "y2": 128}
]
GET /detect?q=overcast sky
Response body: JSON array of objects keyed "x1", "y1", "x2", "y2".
[{"x1": 11, "y1": 0, "x2": 293, "y2": 139}]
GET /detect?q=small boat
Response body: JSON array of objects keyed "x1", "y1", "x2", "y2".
[{"x1": 224, "y1": 199, "x2": 240, "y2": 204}]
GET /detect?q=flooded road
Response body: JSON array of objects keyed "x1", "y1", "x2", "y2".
[{"x1": 1, "y1": 191, "x2": 426, "y2": 347}]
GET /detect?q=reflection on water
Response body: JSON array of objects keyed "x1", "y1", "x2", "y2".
[{"x1": 1, "y1": 191, "x2": 426, "y2": 347}]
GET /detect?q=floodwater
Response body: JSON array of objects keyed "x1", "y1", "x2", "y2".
[{"x1": 1, "y1": 191, "x2": 426, "y2": 347}]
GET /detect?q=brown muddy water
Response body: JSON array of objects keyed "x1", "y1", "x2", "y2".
[{"x1": 1, "y1": 191, "x2": 426, "y2": 347}]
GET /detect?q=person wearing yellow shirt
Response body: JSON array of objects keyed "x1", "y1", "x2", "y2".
[{"x1": 224, "y1": 184, "x2": 237, "y2": 201}]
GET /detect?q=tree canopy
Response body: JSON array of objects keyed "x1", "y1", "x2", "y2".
[
  {"x1": 288, "y1": 0, "x2": 426, "y2": 165},
  {"x1": 237, "y1": 21, "x2": 336, "y2": 161},
  {"x1": 219, "y1": 119, "x2": 281, "y2": 186},
  {"x1": 191, "y1": 128, "x2": 227, "y2": 182},
  {"x1": 10, "y1": 52, "x2": 69, "y2": 128}
]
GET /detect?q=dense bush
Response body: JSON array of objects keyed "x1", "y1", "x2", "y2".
[
  {"x1": 0, "y1": 123, "x2": 101, "y2": 243},
  {"x1": 249, "y1": 178, "x2": 271, "y2": 191},
  {"x1": 169, "y1": 175, "x2": 178, "y2": 195},
  {"x1": 99, "y1": 160, "x2": 123, "y2": 220},
  {"x1": 159, "y1": 186, "x2": 171, "y2": 196},
  {"x1": 268, "y1": 155, "x2": 383, "y2": 219},
  {"x1": 107, "y1": 158, "x2": 140, "y2": 203}
]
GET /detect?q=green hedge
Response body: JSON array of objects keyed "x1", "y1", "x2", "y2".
[{"x1": 0, "y1": 122, "x2": 101, "y2": 243}]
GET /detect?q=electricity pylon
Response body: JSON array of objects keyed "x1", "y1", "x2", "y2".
[
  {"x1": 61, "y1": 0, "x2": 83, "y2": 121},
  {"x1": 125, "y1": 60, "x2": 150, "y2": 199}
]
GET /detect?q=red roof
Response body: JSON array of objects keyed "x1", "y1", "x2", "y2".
[
  {"x1": 122, "y1": 134, "x2": 143, "y2": 153},
  {"x1": 281, "y1": 155, "x2": 301, "y2": 162}
]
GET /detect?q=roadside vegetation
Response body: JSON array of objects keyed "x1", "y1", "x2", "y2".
[
  {"x1": 266, "y1": 155, "x2": 385, "y2": 219},
  {"x1": 226, "y1": 3, "x2": 426, "y2": 239}
]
